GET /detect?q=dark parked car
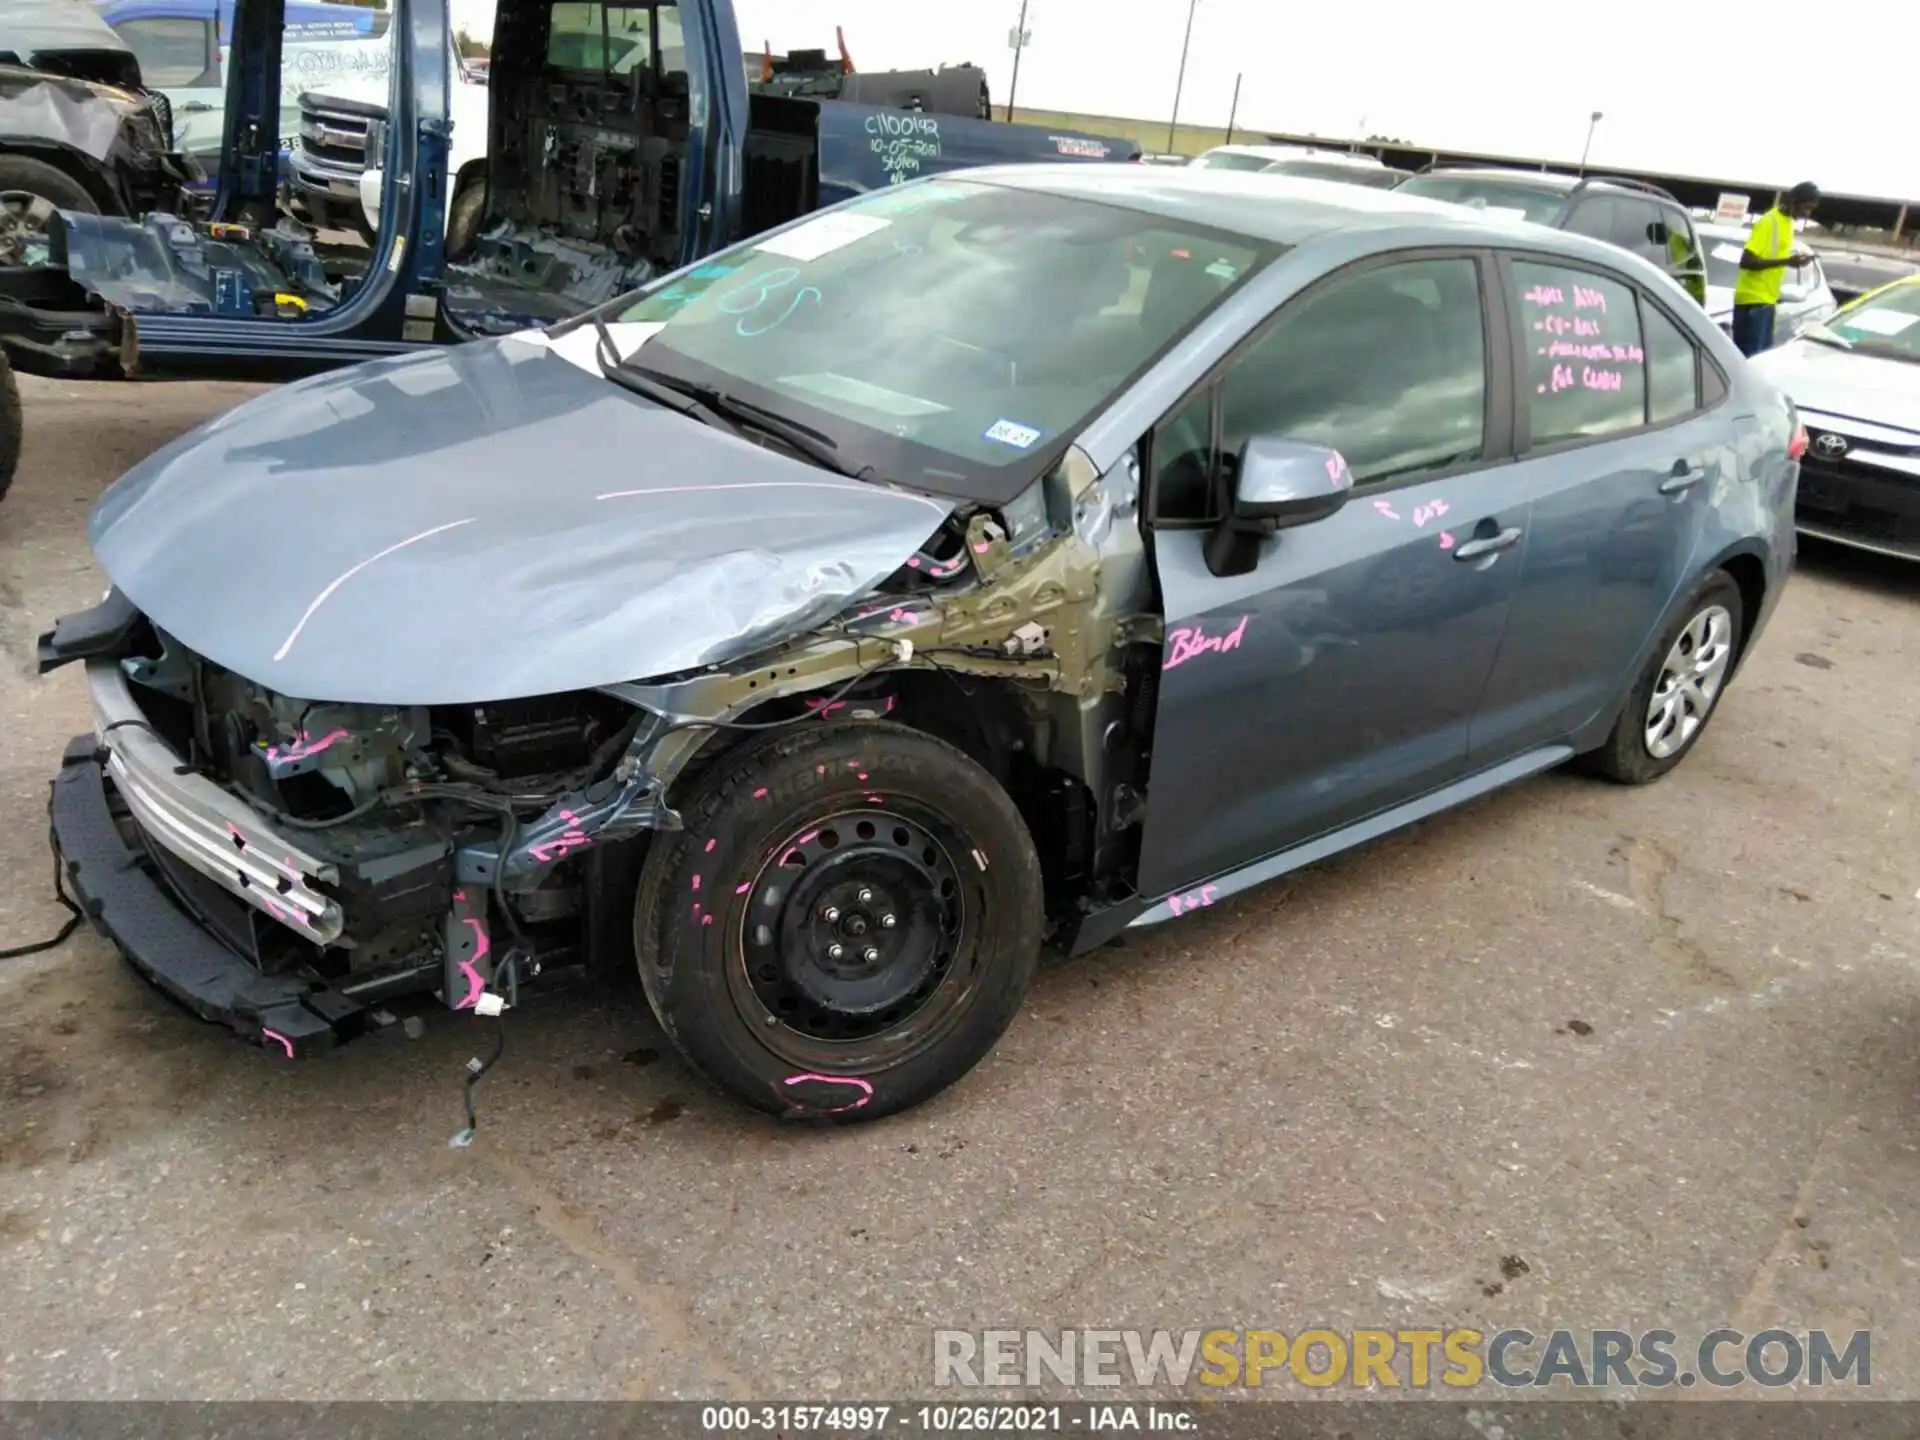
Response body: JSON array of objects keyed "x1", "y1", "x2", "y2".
[
  {"x1": 1392, "y1": 167, "x2": 1709, "y2": 308},
  {"x1": 40, "y1": 167, "x2": 1801, "y2": 1120}
]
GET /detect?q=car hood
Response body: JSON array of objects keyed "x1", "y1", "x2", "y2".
[
  {"x1": 1747, "y1": 338, "x2": 1920, "y2": 433},
  {"x1": 87, "y1": 332, "x2": 958, "y2": 706}
]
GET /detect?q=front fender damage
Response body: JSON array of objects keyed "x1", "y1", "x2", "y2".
[{"x1": 490, "y1": 447, "x2": 1160, "y2": 905}]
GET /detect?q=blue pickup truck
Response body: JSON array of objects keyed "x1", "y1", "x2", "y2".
[{"x1": 0, "y1": 0, "x2": 1136, "y2": 411}]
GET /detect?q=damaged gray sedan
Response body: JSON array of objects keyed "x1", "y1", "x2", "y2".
[{"x1": 39, "y1": 167, "x2": 1797, "y2": 1119}]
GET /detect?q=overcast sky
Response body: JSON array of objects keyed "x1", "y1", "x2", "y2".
[{"x1": 450, "y1": 0, "x2": 1917, "y2": 200}]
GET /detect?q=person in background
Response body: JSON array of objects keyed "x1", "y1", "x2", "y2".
[{"x1": 1731, "y1": 181, "x2": 1820, "y2": 356}]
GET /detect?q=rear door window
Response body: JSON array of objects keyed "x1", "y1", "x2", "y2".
[{"x1": 1512, "y1": 259, "x2": 1648, "y2": 448}]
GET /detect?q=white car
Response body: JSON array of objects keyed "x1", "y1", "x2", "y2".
[
  {"x1": 1698, "y1": 220, "x2": 1837, "y2": 342},
  {"x1": 1748, "y1": 276, "x2": 1920, "y2": 560},
  {"x1": 1188, "y1": 143, "x2": 1402, "y2": 189}
]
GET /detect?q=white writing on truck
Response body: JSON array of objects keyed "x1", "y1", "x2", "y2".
[{"x1": 864, "y1": 112, "x2": 942, "y2": 184}]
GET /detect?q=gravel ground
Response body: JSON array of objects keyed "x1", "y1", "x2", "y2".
[{"x1": 0, "y1": 372, "x2": 1916, "y2": 1406}]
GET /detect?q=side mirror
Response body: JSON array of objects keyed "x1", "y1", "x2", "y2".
[{"x1": 1204, "y1": 436, "x2": 1353, "y2": 577}]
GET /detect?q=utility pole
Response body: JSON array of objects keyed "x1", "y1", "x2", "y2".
[
  {"x1": 1224, "y1": 72, "x2": 1242, "y2": 145},
  {"x1": 1166, "y1": 0, "x2": 1199, "y2": 152},
  {"x1": 1005, "y1": 0, "x2": 1031, "y2": 123},
  {"x1": 1578, "y1": 110, "x2": 1603, "y2": 173}
]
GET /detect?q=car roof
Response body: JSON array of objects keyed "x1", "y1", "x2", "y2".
[
  {"x1": 1264, "y1": 151, "x2": 1387, "y2": 169},
  {"x1": 948, "y1": 163, "x2": 1658, "y2": 258},
  {"x1": 1200, "y1": 144, "x2": 1310, "y2": 161}
]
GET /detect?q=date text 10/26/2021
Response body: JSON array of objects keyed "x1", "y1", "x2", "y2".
[{"x1": 700, "y1": 1405, "x2": 1199, "y2": 1434}]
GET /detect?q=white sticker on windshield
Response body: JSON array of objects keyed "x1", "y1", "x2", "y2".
[
  {"x1": 510, "y1": 321, "x2": 666, "y2": 375},
  {"x1": 1844, "y1": 308, "x2": 1920, "y2": 336},
  {"x1": 755, "y1": 212, "x2": 891, "y2": 262},
  {"x1": 1711, "y1": 243, "x2": 1747, "y2": 263},
  {"x1": 984, "y1": 418, "x2": 1043, "y2": 450}
]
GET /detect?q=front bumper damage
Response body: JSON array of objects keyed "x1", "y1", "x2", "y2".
[{"x1": 51, "y1": 735, "x2": 363, "y2": 1058}]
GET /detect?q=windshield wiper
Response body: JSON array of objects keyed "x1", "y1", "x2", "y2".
[
  {"x1": 592, "y1": 326, "x2": 747, "y2": 436},
  {"x1": 615, "y1": 360, "x2": 867, "y2": 478}
]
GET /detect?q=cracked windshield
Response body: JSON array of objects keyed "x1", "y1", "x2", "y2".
[{"x1": 607, "y1": 181, "x2": 1270, "y2": 495}]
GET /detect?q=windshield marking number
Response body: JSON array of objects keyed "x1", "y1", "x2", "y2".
[{"x1": 716, "y1": 267, "x2": 820, "y2": 338}]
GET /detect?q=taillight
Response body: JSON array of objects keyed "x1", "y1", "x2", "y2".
[{"x1": 1788, "y1": 419, "x2": 1809, "y2": 460}]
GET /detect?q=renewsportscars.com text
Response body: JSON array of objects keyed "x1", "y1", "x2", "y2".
[{"x1": 933, "y1": 1328, "x2": 1871, "y2": 1390}]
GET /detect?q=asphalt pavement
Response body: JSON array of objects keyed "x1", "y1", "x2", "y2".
[{"x1": 0, "y1": 373, "x2": 1916, "y2": 1404}]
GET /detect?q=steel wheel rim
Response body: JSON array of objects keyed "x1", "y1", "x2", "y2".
[
  {"x1": 727, "y1": 805, "x2": 984, "y2": 1073},
  {"x1": 1644, "y1": 603, "x2": 1733, "y2": 760}
]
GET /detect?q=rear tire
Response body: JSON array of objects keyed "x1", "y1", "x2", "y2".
[
  {"x1": 634, "y1": 722, "x2": 1043, "y2": 1122},
  {"x1": 0, "y1": 348, "x2": 19, "y2": 504},
  {"x1": 446, "y1": 179, "x2": 485, "y2": 261},
  {"x1": 0, "y1": 155, "x2": 101, "y2": 241},
  {"x1": 1584, "y1": 571, "x2": 1744, "y2": 784}
]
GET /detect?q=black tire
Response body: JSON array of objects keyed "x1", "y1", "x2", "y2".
[
  {"x1": 1583, "y1": 571, "x2": 1745, "y2": 784},
  {"x1": 634, "y1": 721, "x2": 1043, "y2": 1122},
  {"x1": 0, "y1": 347, "x2": 19, "y2": 505},
  {"x1": 446, "y1": 179, "x2": 485, "y2": 261},
  {"x1": 0, "y1": 154, "x2": 101, "y2": 223}
]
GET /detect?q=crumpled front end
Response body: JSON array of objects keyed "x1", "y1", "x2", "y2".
[
  {"x1": 42, "y1": 589, "x2": 663, "y2": 1056},
  {"x1": 41, "y1": 435, "x2": 1154, "y2": 1059}
]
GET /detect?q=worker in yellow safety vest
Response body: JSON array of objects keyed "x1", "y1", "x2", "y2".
[{"x1": 1731, "y1": 181, "x2": 1820, "y2": 356}]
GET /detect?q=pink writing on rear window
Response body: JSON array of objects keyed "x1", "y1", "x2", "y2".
[
  {"x1": 1582, "y1": 367, "x2": 1624, "y2": 391},
  {"x1": 1572, "y1": 285, "x2": 1608, "y2": 311},
  {"x1": 1522, "y1": 285, "x2": 1565, "y2": 307},
  {"x1": 1534, "y1": 315, "x2": 1603, "y2": 338}
]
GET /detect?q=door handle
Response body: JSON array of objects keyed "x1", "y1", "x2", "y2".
[
  {"x1": 1452, "y1": 526, "x2": 1523, "y2": 562},
  {"x1": 180, "y1": 101, "x2": 214, "y2": 113},
  {"x1": 1660, "y1": 463, "x2": 1708, "y2": 495}
]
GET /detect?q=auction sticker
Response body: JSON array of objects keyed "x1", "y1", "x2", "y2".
[
  {"x1": 983, "y1": 418, "x2": 1043, "y2": 449},
  {"x1": 756, "y1": 212, "x2": 891, "y2": 262}
]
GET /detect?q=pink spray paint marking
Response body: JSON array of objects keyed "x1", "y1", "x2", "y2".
[
  {"x1": 1166, "y1": 883, "x2": 1221, "y2": 917},
  {"x1": 805, "y1": 698, "x2": 848, "y2": 720},
  {"x1": 1522, "y1": 284, "x2": 1566, "y2": 307},
  {"x1": 704, "y1": 838, "x2": 717, "y2": 853},
  {"x1": 797, "y1": 830, "x2": 820, "y2": 846},
  {"x1": 866, "y1": 794, "x2": 885, "y2": 804},
  {"x1": 264, "y1": 728, "x2": 350, "y2": 764},
  {"x1": 691, "y1": 875, "x2": 702, "y2": 892},
  {"x1": 702, "y1": 914, "x2": 714, "y2": 926},
  {"x1": 752, "y1": 787, "x2": 769, "y2": 799},
  {"x1": 1164, "y1": 616, "x2": 1250, "y2": 671},
  {"x1": 780, "y1": 1072, "x2": 874, "y2": 1114},
  {"x1": 262, "y1": 1028, "x2": 294, "y2": 1058},
  {"x1": 735, "y1": 881, "x2": 753, "y2": 894},
  {"x1": 527, "y1": 809, "x2": 592, "y2": 863},
  {"x1": 1438, "y1": 531, "x2": 1456, "y2": 551},
  {"x1": 1572, "y1": 283, "x2": 1608, "y2": 312},
  {"x1": 972, "y1": 539, "x2": 991, "y2": 554},
  {"x1": 1411, "y1": 499, "x2": 1450, "y2": 528},
  {"x1": 1372, "y1": 499, "x2": 1401, "y2": 521},
  {"x1": 1325, "y1": 453, "x2": 1347, "y2": 486},
  {"x1": 455, "y1": 917, "x2": 490, "y2": 1010}
]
